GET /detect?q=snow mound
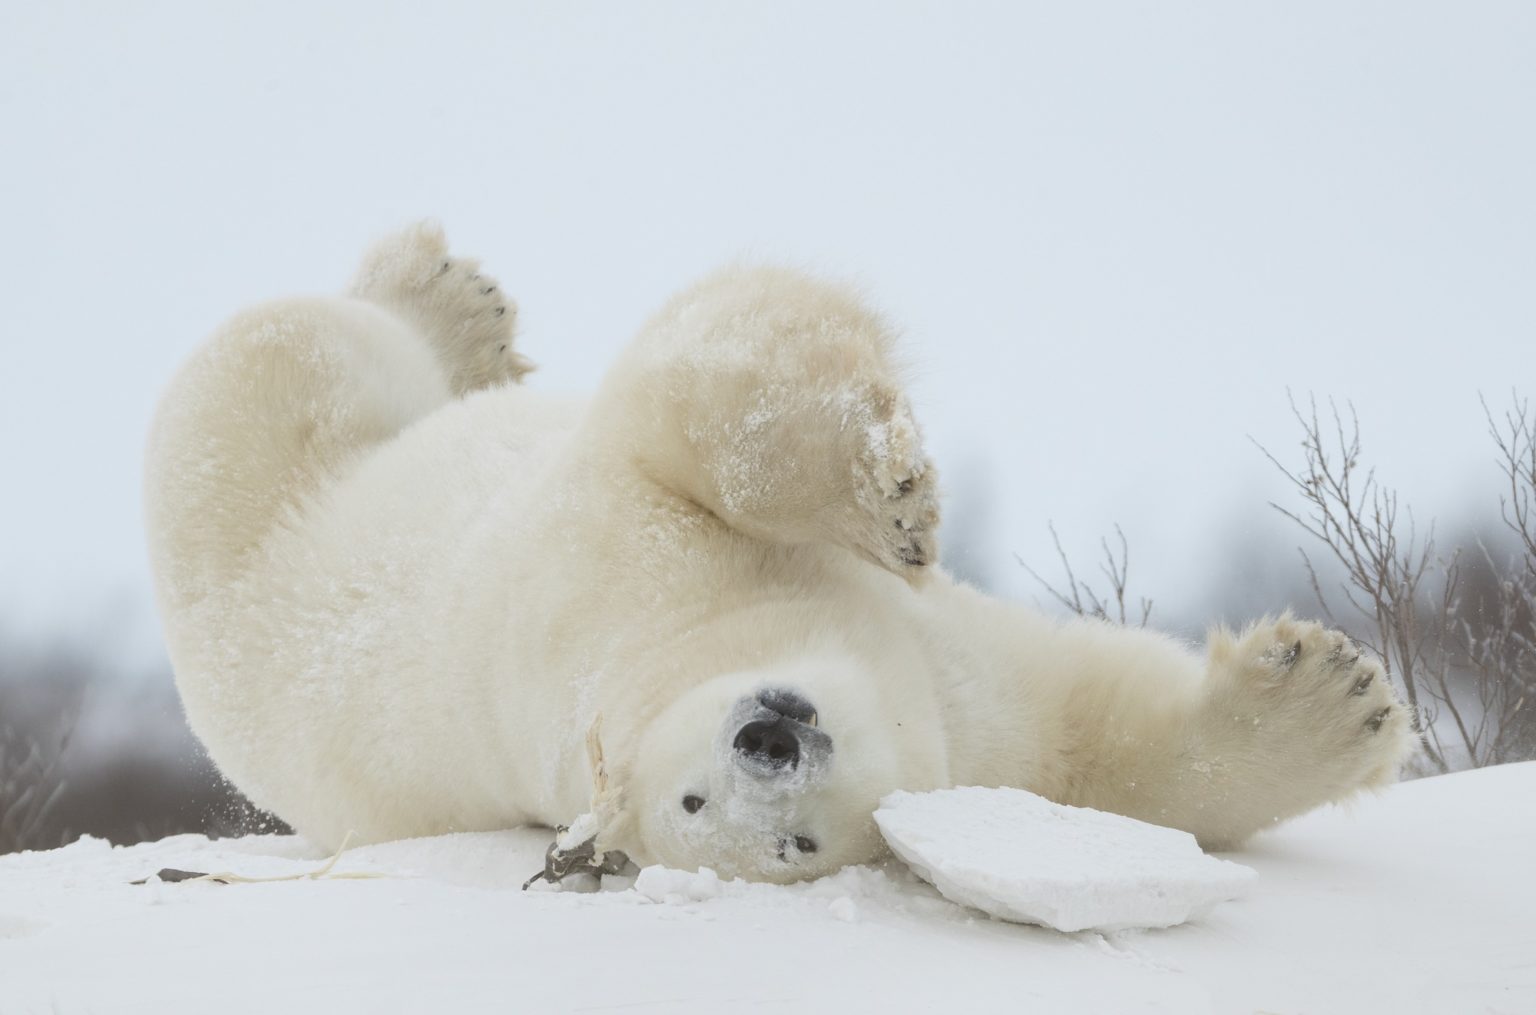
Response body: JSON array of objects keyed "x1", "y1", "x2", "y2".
[{"x1": 875, "y1": 786, "x2": 1256, "y2": 932}]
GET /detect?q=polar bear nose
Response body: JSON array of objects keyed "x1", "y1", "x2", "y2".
[{"x1": 733, "y1": 718, "x2": 802, "y2": 770}]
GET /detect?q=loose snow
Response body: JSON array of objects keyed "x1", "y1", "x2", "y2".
[
  {"x1": 1, "y1": 764, "x2": 1533, "y2": 1013},
  {"x1": 633, "y1": 864, "x2": 722, "y2": 903},
  {"x1": 875, "y1": 787, "x2": 1255, "y2": 932}
]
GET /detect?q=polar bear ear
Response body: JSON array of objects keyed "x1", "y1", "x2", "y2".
[{"x1": 585, "y1": 714, "x2": 638, "y2": 855}]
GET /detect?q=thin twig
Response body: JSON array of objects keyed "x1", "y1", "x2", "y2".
[{"x1": 1017, "y1": 523, "x2": 1152, "y2": 627}]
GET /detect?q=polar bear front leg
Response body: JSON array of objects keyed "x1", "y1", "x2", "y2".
[
  {"x1": 598, "y1": 266, "x2": 941, "y2": 580},
  {"x1": 351, "y1": 221, "x2": 534, "y2": 394},
  {"x1": 1168, "y1": 616, "x2": 1418, "y2": 846},
  {"x1": 693, "y1": 381, "x2": 941, "y2": 576}
]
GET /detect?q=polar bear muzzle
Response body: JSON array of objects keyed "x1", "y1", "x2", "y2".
[{"x1": 729, "y1": 687, "x2": 833, "y2": 775}]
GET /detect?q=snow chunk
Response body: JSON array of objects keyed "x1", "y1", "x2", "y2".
[
  {"x1": 875, "y1": 787, "x2": 1255, "y2": 932},
  {"x1": 634, "y1": 866, "x2": 721, "y2": 904}
]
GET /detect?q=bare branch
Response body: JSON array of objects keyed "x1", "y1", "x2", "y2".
[
  {"x1": 1259, "y1": 391, "x2": 1536, "y2": 771},
  {"x1": 0, "y1": 713, "x2": 75, "y2": 854},
  {"x1": 1017, "y1": 523, "x2": 1152, "y2": 627}
]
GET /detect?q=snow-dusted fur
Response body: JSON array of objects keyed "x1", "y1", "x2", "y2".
[{"x1": 145, "y1": 225, "x2": 1417, "y2": 882}]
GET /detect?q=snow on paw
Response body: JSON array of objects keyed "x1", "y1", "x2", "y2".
[
  {"x1": 350, "y1": 221, "x2": 533, "y2": 394},
  {"x1": 851, "y1": 393, "x2": 939, "y2": 577}
]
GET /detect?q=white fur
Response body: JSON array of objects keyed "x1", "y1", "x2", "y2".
[{"x1": 145, "y1": 224, "x2": 1417, "y2": 882}]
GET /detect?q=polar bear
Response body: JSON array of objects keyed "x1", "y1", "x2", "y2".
[{"x1": 145, "y1": 224, "x2": 1416, "y2": 882}]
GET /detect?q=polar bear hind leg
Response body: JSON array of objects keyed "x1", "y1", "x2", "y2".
[{"x1": 145, "y1": 223, "x2": 529, "y2": 609}]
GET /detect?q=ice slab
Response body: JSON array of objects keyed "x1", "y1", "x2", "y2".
[{"x1": 875, "y1": 786, "x2": 1256, "y2": 932}]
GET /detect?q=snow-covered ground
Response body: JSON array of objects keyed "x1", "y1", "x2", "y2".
[{"x1": 3, "y1": 763, "x2": 1531, "y2": 1014}]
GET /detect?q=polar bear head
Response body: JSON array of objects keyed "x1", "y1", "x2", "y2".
[{"x1": 623, "y1": 653, "x2": 939, "y2": 882}]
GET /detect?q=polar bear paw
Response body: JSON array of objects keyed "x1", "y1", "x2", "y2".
[
  {"x1": 351, "y1": 221, "x2": 534, "y2": 394},
  {"x1": 1209, "y1": 616, "x2": 1417, "y2": 792},
  {"x1": 851, "y1": 394, "x2": 939, "y2": 575}
]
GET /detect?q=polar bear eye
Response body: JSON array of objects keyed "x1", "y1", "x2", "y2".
[
  {"x1": 682, "y1": 795, "x2": 705, "y2": 814},
  {"x1": 794, "y1": 835, "x2": 817, "y2": 854}
]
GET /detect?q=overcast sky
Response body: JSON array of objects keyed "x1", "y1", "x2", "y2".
[{"x1": 2, "y1": 2, "x2": 1532, "y2": 662}]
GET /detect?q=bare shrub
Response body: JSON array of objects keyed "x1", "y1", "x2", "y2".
[
  {"x1": 1490, "y1": 394, "x2": 1536, "y2": 571},
  {"x1": 1017, "y1": 522, "x2": 1153, "y2": 627},
  {"x1": 1469, "y1": 394, "x2": 1536, "y2": 762},
  {"x1": 1258, "y1": 393, "x2": 1536, "y2": 772},
  {"x1": 0, "y1": 632, "x2": 289, "y2": 855},
  {"x1": 0, "y1": 712, "x2": 74, "y2": 853}
]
